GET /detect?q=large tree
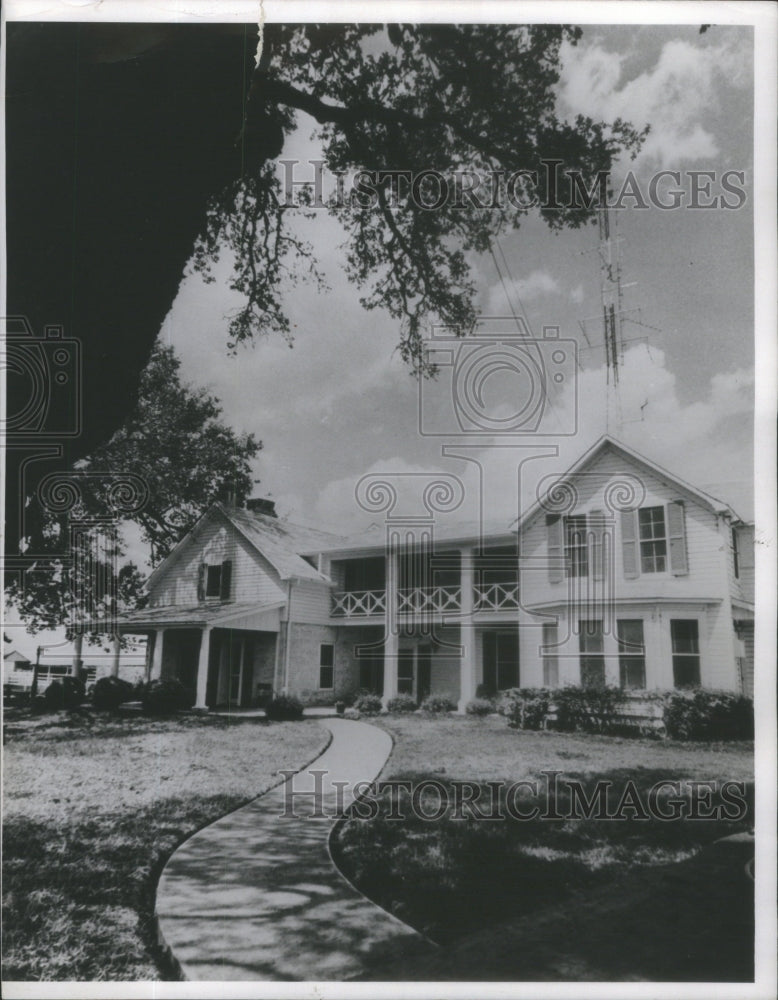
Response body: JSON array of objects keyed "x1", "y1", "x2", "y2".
[
  {"x1": 9, "y1": 344, "x2": 261, "y2": 637},
  {"x1": 6, "y1": 21, "x2": 644, "y2": 561}
]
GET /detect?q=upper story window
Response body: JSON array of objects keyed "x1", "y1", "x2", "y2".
[
  {"x1": 731, "y1": 526, "x2": 740, "y2": 579},
  {"x1": 198, "y1": 559, "x2": 233, "y2": 602},
  {"x1": 565, "y1": 515, "x2": 589, "y2": 578},
  {"x1": 638, "y1": 506, "x2": 667, "y2": 573},
  {"x1": 205, "y1": 564, "x2": 222, "y2": 597},
  {"x1": 621, "y1": 500, "x2": 687, "y2": 579}
]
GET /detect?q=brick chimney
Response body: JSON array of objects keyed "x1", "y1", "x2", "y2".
[{"x1": 246, "y1": 497, "x2": 277, "y2": 518}]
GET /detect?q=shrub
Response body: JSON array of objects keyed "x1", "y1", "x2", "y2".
[
  {"x1": 354, "y1": 693, "x2": 383, "y2": 715},
  {"x1": 92, "y1": 676, "x2": 134, "y2": 711},
  {"x1": 343, "y1": 707, "x2": 361, "y2": 720},
  {"x1": 499, "y1": 688, "x2": 551, "y2": 730},
  {"x1": 662, "y1": 690, "x2": 753, "y2": 741},
  {"x1": 141, "y1": 678, "x2": 190, "y2": 716},
  {"x1": 553, "y1": 685, "x2": 626, "y2": 734},
  {"x1": 42, "y1": 680, "x2": 64, "y2": 712},
  {"x1": 66, "y1": 675, "x2": 86, "y2": 709},
  {"x1": 386, "y1": 693, "x2": 418, "y2": 714},
  {"x1": 421, "y1": 694, "x2": 457, "y2": 714},
  {"x1": 264, "y1": 693, "x2": 305, "y2": 721},
  {"x1": 465, "y1": 697, "x2": 494, "y2": 717}
]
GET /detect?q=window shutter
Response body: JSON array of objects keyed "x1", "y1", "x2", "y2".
[
  {"x1": 196, "y1": 562, "x2": 206, "y2": 601},
  {"x1": 667, "y1": 500, "x2": 688, "y2": 576},
  {"x1": 220, "y1": 559, "x2": 233, "y2": 600},
  {"x1": 546, "y1": 515, "x2": 563, "y2": 584},
  {"x1": 621, "y1": 510, "x2": 639, "y2": 579},
  {"x1": 590, "y1": 510, "x2": 605, "y2": 581}
]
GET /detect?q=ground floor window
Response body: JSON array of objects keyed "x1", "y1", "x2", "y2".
[
  {"x1": 482, "y1": 631, "x2": 519, "y2": 695},
  {"x1": 671, "y1": 619, "x2": 700, "y2": 688},
  {"x1": 579, "y1": 620, "x2": 605, "y2": 687},
  {"x1": 319, "y1": 643, "x2": 334, "y2": 689},
  {"x1": 542, "y1": 623, "x2": 559, "y2": 687},
  {"x1": 617, "y1": 619, "x2": 646, "y2": 689}
]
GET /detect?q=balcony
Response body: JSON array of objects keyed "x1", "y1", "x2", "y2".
[{"x1": 331, "y1": 582, "x2": 520, "y2": 618}]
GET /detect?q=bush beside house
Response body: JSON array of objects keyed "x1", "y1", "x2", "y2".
[
  {"x1": 499, "y1": 685, "x2": 753, "y2": 741},
  {"x1": 421, "y1": 694, "x2": 458, "y2": 714}
]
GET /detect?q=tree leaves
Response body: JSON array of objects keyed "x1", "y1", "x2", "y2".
[{"x1": 193, "y1": 24, "x2": 646, "y2": 370}]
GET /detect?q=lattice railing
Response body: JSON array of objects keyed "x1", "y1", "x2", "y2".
[
  {"x1": 331, "y1": 589, "x2": 386, "y2": 617},
  {"x1": 332, "y1": 583, "x2": 519, "y2": 617},
  {"x1": 396, "y1": 586, "x2": 462, "y2": 615},
  {"x1": 474, "y1": 581, "x2": 520, "y2": 611}
]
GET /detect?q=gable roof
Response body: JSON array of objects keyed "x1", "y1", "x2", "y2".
[
  {"x1": 514, "y1": 435, "x2": 741, "y2": 532},
  {"x1": 145, "y1": 503, "x2": 346, "y2": 592},
  {"x1": 220, "y1": 504, "x2": 346, "y2": 581},
  {"x1": 3, "y1": 650, "x2": 30, "y2": 663}
]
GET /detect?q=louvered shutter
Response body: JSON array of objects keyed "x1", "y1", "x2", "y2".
[
  {"x1": 590, "y1": 509, "x2": 605, "y2": 581},
  {"x1": 621, "y1": 509, "x2": 639, "y2": 579},
  {"x1": 546, "y1": 515, "x2": 564, "y2": 583},
  {"x1": 667, "y1": 500, "x2": 688, "y2": 576},
  {"x1": 220, "y1": 559, "x2": 233, "y2": 600},
  {"x1": 196, "y1": 562, "x2": 206, "y2": 601}
]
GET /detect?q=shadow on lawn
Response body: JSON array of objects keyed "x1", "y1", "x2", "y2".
[
  {"x1": 1, "y1": 793, "x2": 247, "y2": 980},
  {"x1": 333, "y1": 767, "x2": 754, "y2": 982}
]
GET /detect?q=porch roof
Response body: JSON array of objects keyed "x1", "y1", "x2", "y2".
[{"x1": 114, "y1": 601, "x2": 283, "y2": 632}]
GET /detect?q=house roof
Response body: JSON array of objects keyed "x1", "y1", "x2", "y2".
[
  {"x1": 3, "y1": 650, "x2": 30, "y2": 663},
  {"x1": 513, "y1": 435, "x2": 741, "y2": 533},
  {"x1": 145, "y1": 504, "x2": 347, "y2": 593},
  {"x1": 315, "y1": 519, "x2": 518, "y2": 555},
  {"x1": 220, "y1": 505, "x2": 345, "y2": 580},
  {"x1": 115, "y1": 600, "x2": 285, "y2": 630}
]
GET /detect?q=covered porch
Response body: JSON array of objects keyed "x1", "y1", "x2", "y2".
[{"x1": 114, "y1": 601, "x2": 283, "y2": 710}]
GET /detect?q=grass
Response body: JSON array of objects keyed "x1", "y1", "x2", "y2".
[
  {"x1": 2, "y1": 709, "x2": 329, "y2": 981},
  {"x1": 333, "y1": 714, "x2": 754, "y2": 981}
]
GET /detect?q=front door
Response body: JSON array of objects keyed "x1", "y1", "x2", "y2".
[{"x1": 482, "y1": 630, "x2": 519, "y2": 696}]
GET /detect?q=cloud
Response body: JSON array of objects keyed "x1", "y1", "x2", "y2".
[
  {"x1": 557, "y1": 36, "x2": 750, "y2": 170},
  {"x1": 484, "y1": 270, "x2": 560, "y2": 315},
  {"x1": 310, "y1": 343, "x2": 753, "y2": 539}
]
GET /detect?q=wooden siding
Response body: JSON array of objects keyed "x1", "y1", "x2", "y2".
[
  {"x1": 520, "y1": 448, "x2": 731, "y2": 609},
  {"x1": 516, "y1": 600, "x2": 738, "y2": 692},
  {"x1": 148, "y1": 513, "x2": 285, "y2": 607},
  {"x1": 288, "y1": 579, "x2": 334, "y2": 625}
]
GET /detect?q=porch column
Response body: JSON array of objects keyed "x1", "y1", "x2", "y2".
[
  {"x1": 458, "y1": 546, "x2": 477, "y2": 712},
  {"x1": 71, "y1": 633, "x2": 83, "y2": 677},
  {"x1": 194, "y1": 626, "x2": 212, "y2": 710},
  {"x1": 150, "y1": 628, "x2": 165, "y2": 681},
  {"x1": 382, "y1": 548, "x2": 399, "y2": 707},
  {"x1": 110, "y1": 634, "x2": 121, "y2": 679}
]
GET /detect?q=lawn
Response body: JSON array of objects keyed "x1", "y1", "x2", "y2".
[
  {"x1": 333, "y1": 714, "x2": 754, "y2": 982},
  {"x1": 2, "y1": 710, "x2": 329, "y2": 981}
]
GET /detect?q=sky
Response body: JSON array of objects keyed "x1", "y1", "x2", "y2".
[
  {"x1": 158, "y1": 23, "x2": 755, "y2": 540},
  {"x1": 4, "y1": 20, "x2": 761, "y2": 660}
]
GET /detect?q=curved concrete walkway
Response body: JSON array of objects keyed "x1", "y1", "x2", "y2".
[{"x1": 155, "y1": 718, "x2": 434, "y2": 981}]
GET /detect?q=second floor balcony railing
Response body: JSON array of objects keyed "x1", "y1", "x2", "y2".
[
  {"x1": 396, "y1": 586, "x2": 461, "y2": 615},
  {"x1": 331, "y1": 581, "x2": 521, "y2": 618},
  {"x1": 473, "y1": 581, "x2": 520, "y2": 611},
  {"x1": 331, "y1": 589, "x2": 387, "y2": 617}
]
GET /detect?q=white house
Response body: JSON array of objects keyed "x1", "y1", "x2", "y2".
[{"x1": 106, "y1": 437, "x2": 754, "y2": 710}]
